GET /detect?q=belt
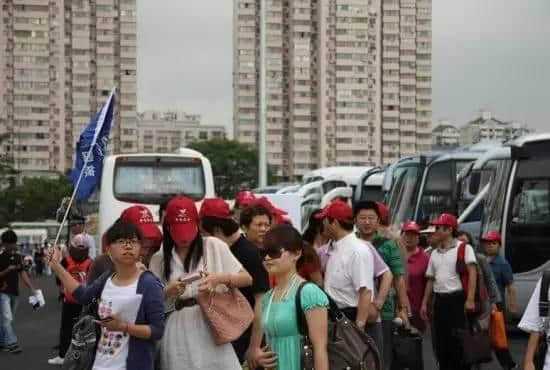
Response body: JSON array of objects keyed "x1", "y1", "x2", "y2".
[
  {"x1": 434, "y1": 290, "x2": 464, "y2": 297},
  {"x1": 175, "y1": 298, "x2": 198, "y2": 311}
]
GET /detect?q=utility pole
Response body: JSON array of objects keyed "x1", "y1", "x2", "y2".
[{"x1": 258, "y1": 0, "x2": 268, "y2": 187}]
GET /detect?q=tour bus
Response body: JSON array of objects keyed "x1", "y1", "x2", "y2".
[
  {"x1": 0, "y1": 227, "x2": 48, "y2": 246},
  {"x1": 98, "y1": 148, "x2": 215, "y2": 238},
  {"x1": 353, "y1": 166, "x2": 387, "y2": 203},
  {"x1": 8, "y1": 220, "x2": 68, "y2": 243},
  {"x1": 385, "y1": 142, "x2": 500, "y2": 226},
  {"x1": 458, "y1": 133, "x2": 550, "y2": 313}
]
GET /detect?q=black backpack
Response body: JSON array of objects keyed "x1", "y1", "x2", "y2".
[
  {"x1": 295, "y1": 282, "x2": 381, "y2": 370},
  {"x1": 63, "y1": 273, "x2": 111, "y2": 370}
]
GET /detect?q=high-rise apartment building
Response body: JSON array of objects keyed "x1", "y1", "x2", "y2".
[
  {"x1": 0, "y1": 0, "x2": 137, "y2": 176},
  {"x1": 137, "y1": 111, "x2": 226, "y2": 153},
  {"x1": 233, "y1": 0, "x2": 432, "y2": 180}
]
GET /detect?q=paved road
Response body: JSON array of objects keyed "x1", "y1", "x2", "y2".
[{"x1": 1, "y1": 274, "x2": 529, "y2": 370}]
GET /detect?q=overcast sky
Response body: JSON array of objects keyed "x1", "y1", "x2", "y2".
[{"x1": 138, "y1": 0, "x2": 549, "y2": 137}]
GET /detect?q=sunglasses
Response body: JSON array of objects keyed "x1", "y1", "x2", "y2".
[{"x1": 259, "y1": 246, "x2": 287, "y2": 260}]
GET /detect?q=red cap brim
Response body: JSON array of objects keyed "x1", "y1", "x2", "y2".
[
  {"x1": 139, "y1": 223, "x2": 162, "y2": 241},
  {"x1": 169, "y1": 223, "x2": 198, "y2": 243}
]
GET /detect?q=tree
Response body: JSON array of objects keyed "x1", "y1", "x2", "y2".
[
  {"x1": 187, "y1": 139, "x2": 272, "y2": 199},
  {"x1": 0, "y1": 133, "x2": 17, "y2": 190},
  {"x1": 0, "y1": 175, "x2": 72, "y2": 225}
]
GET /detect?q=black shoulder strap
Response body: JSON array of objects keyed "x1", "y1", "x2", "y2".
[
  {"x1": 295, "y1": 281, "x2": 310, "y2": 337},
  {"x1": 539, "y1": 270, "x2": 550, "y2": 318},
  {"x1": 295, "y1": 281, "x2": 345, "y2": 337}
]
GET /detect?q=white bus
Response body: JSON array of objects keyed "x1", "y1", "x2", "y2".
[
  {"x1": 458, "y1": 133, "x2": 550, "y2": 314},
  {"x1": 98, "y1": 148, "x2": 215, "y2": 238}
]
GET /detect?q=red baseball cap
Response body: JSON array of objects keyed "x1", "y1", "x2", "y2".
[
  {"x1": 235, "y1": 190, "x2": 256, "y2": 208},
  {"x1": 315, "y1": 199, "x2": 353, "y2": 224},
  {"x1": 120, "y1": 205, "x2": 162, "y2": 242},
  {"x1": 375, "y1": 201, "x2": 390, "y2": 226},
  {"x1": 274, "y1": 213, "x2": 292, "y2": 225},
  {"x1": 254, "y1": 197, "x2": 288, "y2": 216},
  {"x1": 402, "y1": 221, "x2": 421, "y2": 233},
  {"x1": 164, "y1": 197, "x2": 199, "y2": 243},
  {"x1": 199, "y1": 198, "x2": 231, "y2": 220},
  {"x1": 481, "y1": 231, "x2": 501, "y2": 243},
  {"x1": 430, "y1": 213, "x2": 458, "y2": 230}
]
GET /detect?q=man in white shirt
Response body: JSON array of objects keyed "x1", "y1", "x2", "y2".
[
  {"x1": 420, "y1": 213, "x2": 478, "y2": 370},
  {"x1": 316, "y1": 200, "x2": 375, "y2": 331}
]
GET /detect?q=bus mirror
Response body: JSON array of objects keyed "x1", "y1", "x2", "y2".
[
  {"x1": 469, "y1": 172, "x2": 481, "y2": 195},
  {"x1": 511, "y1": 145, "x2": 530, "y2": 160}
]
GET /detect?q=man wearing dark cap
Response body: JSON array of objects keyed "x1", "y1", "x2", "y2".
[
  {"x1": 198, "y1": 198, "x2": 270, "y2": 364},
  {"x1": 316, "y1": 200, "x2": 375, "y2": 334},
  {"x1": 69, "y1": 215, "x2": 96, "y2": 259}
]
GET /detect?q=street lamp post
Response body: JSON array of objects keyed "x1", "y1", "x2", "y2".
[{"x1": 258, "y1": 0, "x2": 267, "y2": 187}]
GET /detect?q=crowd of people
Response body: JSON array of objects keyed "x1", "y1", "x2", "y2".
[{"x1": 0, "y1": 189, "x2": 546, "y2": 370}]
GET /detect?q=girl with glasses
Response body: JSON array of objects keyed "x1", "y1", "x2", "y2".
[{"x1": 47, "y1": 221, "x2": 165, "y2": 370}]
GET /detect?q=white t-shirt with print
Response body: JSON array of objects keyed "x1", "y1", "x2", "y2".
[
  {"x1": 519, "y1": 277, "x2": 550, "y2": 369},
  {"x1": 425, "y1": 241, "x2": 477, "y2": 293},
  {"x1": 92, "y1": 277, "x2": 141, "y2": 370}
]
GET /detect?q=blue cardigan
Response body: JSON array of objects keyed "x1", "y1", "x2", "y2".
[{"x1": 73, "y1": 271, "x2": 165, "y2": 370}]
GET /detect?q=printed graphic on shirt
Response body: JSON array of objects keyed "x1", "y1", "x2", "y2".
[{"x1": 97, "y1": 298, "x2": 128, "y2": 357}]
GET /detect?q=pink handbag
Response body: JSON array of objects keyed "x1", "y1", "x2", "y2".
[{"x1": 196, "y1": 245, "x2": 254, "y2": 345}]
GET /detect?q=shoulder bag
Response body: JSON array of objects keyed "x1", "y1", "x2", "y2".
[
  {"x1": 295, "y1": 282, "x2": 381, "y2": 370},
  {"x1": 196, "y1": 243, "x2": 254, "y2": 345}
]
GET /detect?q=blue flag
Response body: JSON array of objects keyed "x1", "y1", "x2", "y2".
[{"x1": 69, "y1": 89, "x2": 115, "y2": 200}]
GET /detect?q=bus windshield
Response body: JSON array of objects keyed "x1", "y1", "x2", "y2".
[
  {"x1": 387, "y1": 164, "x2": 423, "y2": 225},
  {"x1": 113, "y1": 157, "x2": 205, "y2": 204}
]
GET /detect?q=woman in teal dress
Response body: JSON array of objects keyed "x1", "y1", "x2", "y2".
[{"x1": 247, "y1": 224, "x2": 329, "y2": 370}]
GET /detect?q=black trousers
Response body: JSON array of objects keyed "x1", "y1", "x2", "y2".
[
  {"x1": 433, "y1": 291, "x2": 470, "y2": 370},
  {"x1": 59, "y1": 302, "x2": 82, "y2": 358}
]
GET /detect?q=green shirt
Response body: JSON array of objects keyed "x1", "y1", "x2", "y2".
[{"x1": 371, "y1": 232, "x2": 405, "y2": 320}]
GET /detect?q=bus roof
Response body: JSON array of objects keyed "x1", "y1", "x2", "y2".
[
  {"x1": 106, "y1": 148, "x2": 206, "y2": 160},
  {"x1": 303, "y1": 166, "x2": 373, "y2": 182},
  {"x1": 507, "y1": 132, "x2": 550, "y2": 147}
]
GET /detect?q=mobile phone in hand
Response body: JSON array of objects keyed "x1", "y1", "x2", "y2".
[{"x1": 179, "y1": 272, "x2": 203, "y2": 284}]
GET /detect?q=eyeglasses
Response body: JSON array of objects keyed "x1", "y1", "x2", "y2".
[
  {"x1": 114, "y1": 238, "x2": 140, "y2": 247},
  {"x1": 259, "y1": 247, "x2": 286, "y2": 260}
]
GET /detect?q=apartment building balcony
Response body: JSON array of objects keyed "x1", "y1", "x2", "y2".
[
  {"x1": 400, "y1": 112, "x2": 416, "y2": 120},
  {"x1": 382, "y1": 62, "x2": 400, "y2": 71},
  {"x1": 383, "y1": 16, "x2": 400, "y2": 23}
]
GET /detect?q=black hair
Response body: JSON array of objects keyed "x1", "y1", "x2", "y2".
[
  {"x1": 457, "y1": 230, "x2": 473, "y2": 244},
  {"x1": 1, "y1": 230, "x2": 17, "y2": 244},
  {"x1": 264, "y1": 224, "x2": 319, "y2": 271},
  {"x1": 162, "y1": 225, "x2": 203, "y2": 281},
  {"x1": 159, "y1": 200, "x2": 169, "y2": 218},
  {"x1": 104, "y1": 221, "x2": 142, "y2": 245},
  {"x1": 302, "y1": 209, "x2": 323, "y2": 244},
  {"x1": 353, "y1": 200, "x2": 380, "y2": 218},
  {"x1": 419, "y1": 234, "x2": 428, "y2": 249},
  {"x1": 327, "y1": 216, "x2": 354, "y2": 231},
  {"x1": 239, "y1": 204, "x2": 272, "y2": 228},
  {"x1": 201, "y1": 216, "x2": 240, "y2": 237}
]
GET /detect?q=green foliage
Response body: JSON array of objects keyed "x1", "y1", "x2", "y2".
[
  {"x1": 0, "y1": 175, "x2": 72, "y2": 225},
  {"x1": 187, "y1": 139, "x2": 272, "y2": 199}
]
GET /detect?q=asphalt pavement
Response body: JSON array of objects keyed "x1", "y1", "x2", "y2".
[{"x1": 1, "y1": 273, "x2": 529, "y2": 370}]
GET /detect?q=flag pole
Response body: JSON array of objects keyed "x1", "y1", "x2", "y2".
[{"x1": 52, "y1": 88, "x2": 116, "y2": 247}]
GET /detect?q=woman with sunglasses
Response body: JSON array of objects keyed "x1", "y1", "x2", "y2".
[
  {"x1": 247, "y1": 224, "x2": 329, "y2": 370},
  {"x1": 47, "y1": 221, "x2": 165, "y2": 370},
  {"x1": 148, "y1": 196, "x2": 253, "y2": 370}
]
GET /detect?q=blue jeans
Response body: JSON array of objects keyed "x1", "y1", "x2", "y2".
[{"x1": 0, "y1": 293, "x2": 19, "y2": 346}]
